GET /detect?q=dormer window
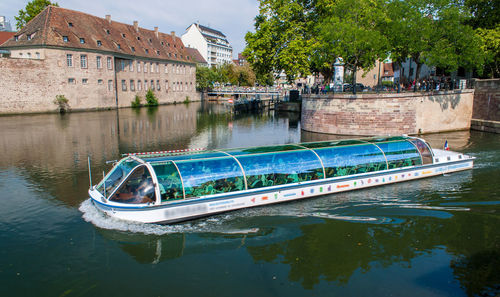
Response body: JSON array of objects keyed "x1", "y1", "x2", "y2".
[
  {"x1": 174, "y1": 44, "x2": 176, "y2": 48},
  {"x1": 80, "y1": 38, "x2": 85, "y2": 44},
  {"x1": 137, "y1": 36, "x2": 140, "y2": 40},
  {"x1": 122, "y1": 33, "x2": 126, "y2": 38},
  {"x1": 117, "y1": 44, "x2": 121, "y2": 49},
  {"x1": 174, "y1": 54, "x2": 177, "y2": 58},
  {"x1": 168, "y1": 53, "x2": 172, "y2": 57},
  {"x1": 145, "y1": 49, "x2": 149, "y2": 54},
  {"x1": 68, "y1": 22, "x2": 73, "y2": 27},
  {"x1": 156, "y1": 50, "x2": 160, "y2": 55},
  {"x1": 27, "y1": 33, "x2": 34, "y2": 40},
  {"x1": 97, "y1": 40, "x2": 102, "y2": 46},
  {"x1": 106, "y1": 29, "x2": 110, "y2": 34},
  {"x1": 131, "y1": 46, "x2": 135, "y2": 52},
  {"x1": 63, "y1": 36, "x2": 69, "y2": 42},
  {"x1": 149, "y1": 38, "x2": 152, "y2": 43},
  {"x1": 14, "y1": 35, "x2": 19, "y2": 41}
]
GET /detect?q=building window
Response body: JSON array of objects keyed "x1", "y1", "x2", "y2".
[
  {"x1": 156, "y1": 63, "x2": 159, "y2": 73},
  {"x1": 27, "y1": 34, "x2": 32, "y2": 41},
  {"x1": 121, "y1": 33, "x2": 126, "y2": 38},
  {"x1": 156, "y1": 50, "x2": 160, "y2": 55},
  {"x1": 150, "y1": 62, "x2": 153, "y2": 72},
  {"x1": 120, "y1": 60, "x2": 125, "y2": 71},
  {"x1": 108, "y1": 80, "x2": 113, "y2": 91},
  {"x1": 121, "y1": 80, "x2": 127, "y2": 91},
  {"x1": 96, "y1": 56, "x2": 102, "y2": 68},
  {"x1": 151, "y1": 80, "x2": 154, "y2": 90},
  {"x1": 130, "y1": 80, "x2": 135, "y2": 91},
  {"x1": 97, "y1": 40, "x2": 102, "y2": 47},
  {"x1": 63, "y1": 36, "x2": 69, "y2": 42},
  {"x1": 68, "y1": 78, "x2": 75, "y2": 84},
  {"x1": 165, "y1": 80, "x2": 169, "y2": 92},
  {"x1": 117, "y1": 44, "x2": 121, "y2": 50},
  {"x1": 107, "y1": 57, "x2": 112, "y2": 69},
  {"x1": 144, "y1": 62, "x2": 148, "y2": 73},
  {"x1": 36, "y1": 52, "x2": 40, "y2": 59},
  {"x1": 68, "y1": 22, "x2": 73, "y2": 27},
  {"x1": 138, "y1": 80, "x2": 142, "y2": 91},
  {"x1": 80, "y1": 38, "x2": 85, "y2": 44},
  {"x1": 165, "y1": 63, "x2": 168, "y2": 73},
  {"x1": 137, "y1": 61, "x2": 141, "y2": 72},
  {"x1": 80, "y1": 55, "x2": 87, "y2": 68},
  {"x1": 98, "y1": 79, "x2": 103, "y2": 85},
  {"x1": 137, "y1": 36, "x2": 141, "y2": 41},
  {"x1": 106, "y1": 29, "x2": 110, "y2": 34},
  {"x1": 145, "y1": 49, "x2": 149, "y2": 54},
  {"x1": 129, "y1": 61, "x2": 134, "y2": 72},
  {"x1": 157, "y1": 80, "x2": 160, "y2": 91},
  {"x1": 82, "y1": 78, "x2": 88, "y2": 84},
  {"x1": 144, "y1": 80, "x2": 148, "y2": 89},
  {"x1": 27, "y1": 53, "x2": 31, "y2": 58},
  {"x1": 14, "y1": 35, "x2": 19, "y2": 41},
  {"x1": 66, "y1": 54, "x2": 73, "y2": 67},
  {"x1": 131, "y1": 46, "x2": 135, "y2": 52}
]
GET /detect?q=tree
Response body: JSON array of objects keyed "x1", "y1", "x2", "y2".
[
  {"x1": 384, "y1": 0, "x2": 485, "y2": 89},
  {"x1": 15, "y1": 0, "x2": 58, "y2": 29},
  {"x1": 319, "y1": 0, "x2": 389, "y2": 93},
  {"x1": 244, "y1": 0, "x2": 320, "y2": 83},
  {"x1": 476, "y1": 26, "x2": 500, "y2": 78}
]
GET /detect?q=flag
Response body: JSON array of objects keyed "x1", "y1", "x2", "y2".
[{"x1": 444, "y1": 140, "x2": 449, "y2": 151}]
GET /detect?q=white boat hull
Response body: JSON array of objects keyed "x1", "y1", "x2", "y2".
[{"x1": 89, "y1": 155, "x2": 473, "y2": 224}]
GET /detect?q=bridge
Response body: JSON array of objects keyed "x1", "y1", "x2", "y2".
[{"x1": 207, "y1": 87, "x2": 282, "y2": 96}]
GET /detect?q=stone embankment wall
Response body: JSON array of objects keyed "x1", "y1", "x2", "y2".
[
  {"x1": 471, "y1": 79, "x2": 500, "y2": 133},
  {"x1": 301, "y1": 90, "x2": 474, "y2": 135}
]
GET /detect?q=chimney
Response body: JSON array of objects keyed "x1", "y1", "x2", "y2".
[
  {"x1": 105, "y1": 15, "x2": 111, "y2": 24},
  {"x1": 133, "y1": 21, "x2": 138, "y2": 32},
  {"x1": 171, "y1": 31, "x2": 176, "y2": 40},
  {"x1": 154, "y1": 26, "x2": 159, "y2": 38}
]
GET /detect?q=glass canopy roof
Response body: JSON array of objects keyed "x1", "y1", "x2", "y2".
[{"x1": 102, "y1": 136, "x2": 433, "y2": 203}]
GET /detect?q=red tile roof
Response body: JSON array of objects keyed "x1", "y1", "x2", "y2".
[
  {"x1": 185, "y1": 47, "x2": 207, "y2": 65},
  {"x1": 382, "y1": 62, "x2": 394, "y2": 77},
  {"x1": 0, "y1": 6, "x2": 194, "y2": 64},
  {"x1": 0, "y1": 31, "x2": 15, "y2": 45}
]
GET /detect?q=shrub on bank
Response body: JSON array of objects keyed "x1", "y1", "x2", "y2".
[
  {"x1": 54, "y1": 95, "x2": 70, "y2": 113},
  {"x1": 145, "y1": 90, "x2": 159, "y2": 107},
  {"x1": 131, "y1": 95, "x2": 142, "y2": 108}
]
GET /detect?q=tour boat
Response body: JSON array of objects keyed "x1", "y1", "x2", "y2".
[{"x1": 88, "y1": 136, "x2": 474, "y2": 224}]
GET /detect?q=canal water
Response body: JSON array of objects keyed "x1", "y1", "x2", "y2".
[{"x1": 0, "y1": 102, "x2": 498, "y2": 297}]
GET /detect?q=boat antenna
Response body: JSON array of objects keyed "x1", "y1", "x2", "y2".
[{"x1": 88, "y1": 156, "x2": 93, "y2": 189}]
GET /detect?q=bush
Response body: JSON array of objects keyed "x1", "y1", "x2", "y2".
[
  {"x1": 131, "y1": 95, "x2": 142, "y2": 108},
  {"x1": 53, "y1": 95, "x2": 70, "y2": 113},
  {"x1": 183, "y1": 96, "x2": 190, "y2": 104},
  {"x1": 381, "y1": 80, "x2": 394, "y2": 87},
  {"x1": 145, "y1": 89, "x2": 159, "y2": 106}
]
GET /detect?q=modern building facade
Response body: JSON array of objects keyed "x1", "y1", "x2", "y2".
[
  {"x1": 0, "y1": 16, "x2": 13, "y2": 31},
  {"x1": 0, "y1": 6, "x2": 199, "y2": 114},
  {"x1": 181, "y1": 23, "x2": 233, "y2": 67}
]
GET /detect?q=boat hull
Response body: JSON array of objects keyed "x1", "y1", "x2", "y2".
[{"x1": 89, "y1": 157, "x2": 473, "y2": 224}]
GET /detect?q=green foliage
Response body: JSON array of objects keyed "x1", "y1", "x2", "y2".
[
  {"x1": 319, "y1": 0, "x2": 389, "y2": 91},
  {"x1": 53, "y1": 94, "x2": 69, "y2": 113},
  {"x1": 476, "y1": 26, "x2": 500, "y2": 78},
  {"x1": 382, "y1": 80, "x2": 394, "y2": 87},
  {"x1": 145, "y1": 90, "x2": 158, "y2": 107},
  {"x1": 184, "y1": 96, "x2": 190, "y2": 104},
  {"x1": 196, "y1": 64, "x2": 257, "y2": 89},
  {"x1": 131, "y1": 95, "x2": 142, "y2": 108},
  {"x1": 15, "y1": 0, "x2": 58, "y2": 29}
]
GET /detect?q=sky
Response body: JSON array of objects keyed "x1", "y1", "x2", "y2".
[{"x1": 0, "y1": 0, "x2": 259, "y2": 57}]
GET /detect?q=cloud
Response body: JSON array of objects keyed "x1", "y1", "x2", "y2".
[{"x1": 1, "y1": 0, "x2": 258, "y2": 55}]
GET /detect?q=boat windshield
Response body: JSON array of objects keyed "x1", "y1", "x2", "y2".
[
  {"x1": 96, "y1": 158, "x2": 141, "y2": 197},
  {"x1": 109, "y1": 165, "x2": 156, "y2": 204}
]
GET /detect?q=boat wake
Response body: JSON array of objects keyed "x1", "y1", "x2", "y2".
[{"x1": 79, "y1": 199, "x2": 259, "y2": 235}]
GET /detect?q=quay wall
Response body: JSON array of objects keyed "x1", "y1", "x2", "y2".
[
  {"x1": 0, "y1": 48, "x2": 200, "y2": 114},
  {"x1": 301, "y1": 90, "x2": 474, "y2": 135},
  {"x1": 471, "y1": 79, "x2": 500, "y2": 133}
]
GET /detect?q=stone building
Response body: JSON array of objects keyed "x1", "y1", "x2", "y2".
[
  {"x1": 181, "y1": 23, "x2": 233, "y2": 67},
  {"x1": 0, "y1": 6, "x2": 200, "y2": 114}
]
